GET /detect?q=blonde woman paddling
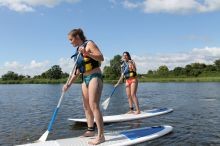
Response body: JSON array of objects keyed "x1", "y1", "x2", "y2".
[{"x1": 63, "y1": 28, "x2": 105, "y2": 145}]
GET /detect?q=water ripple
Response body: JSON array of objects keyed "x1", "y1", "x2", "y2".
[{"x1": 0, "y1": 83, "x2": 220, "y2": 146}]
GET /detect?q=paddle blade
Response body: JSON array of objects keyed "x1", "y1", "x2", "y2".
[
  {"x1": 102, "y1": 97, "x2": 110, "y2": 110},
  {"x1": 38, "y1": 130, "x2": 49, "y2": 142}
]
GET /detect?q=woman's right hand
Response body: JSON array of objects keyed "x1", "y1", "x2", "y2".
[
  {"x1": 62, "y1": 84, "x2": 70, "y2": 92},
  {"x1": 114, "y1": 83, "x2": 119, "y2": 87}
]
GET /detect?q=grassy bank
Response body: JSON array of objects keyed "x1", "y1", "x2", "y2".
[
  {"x1": 1, "y1": 76, "x2": 220, "y2": 84},
  {"x1": 139, "y1": 76, "x2": 220, "y2": 82},
  {"x1": 0, "y1": 78, "x2": 82, "y2": 84}
]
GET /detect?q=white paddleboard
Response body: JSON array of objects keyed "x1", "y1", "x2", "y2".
[
  {"x1": 68, "y1": 108, "x2": 173, "y2": 123},
  {"x1": 17, "y1": 125, "x2": 173, "y2": 146}
]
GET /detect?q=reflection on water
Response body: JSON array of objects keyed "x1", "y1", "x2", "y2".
[{"x1": 0, "y1": 83, "x2": 220, "y2": 146}]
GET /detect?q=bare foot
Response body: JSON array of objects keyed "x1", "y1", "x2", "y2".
[
  {"x1": 134, "y1": 110, "x2": 141, "y2": 114},
  {"x1": 126, "y1": 110, "x2": 134, "y2": 114},
  {"x1": 81, "y1": 131, "x2": 95, "y2": 137},
  {"x1": 88, "y1": 135, "x2": 105, "y2": 145}
]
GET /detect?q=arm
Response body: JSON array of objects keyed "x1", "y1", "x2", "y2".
[
  {"x1": 62, "y1": 68, "x2": 80, "y2": 92},
  {"x1": 79, "y1": 41, "x2": 104, "y2": 61},
  {"x1": 114, "y1": 73, "x2": 124, "y2": 87},
  {"x1": 129, "y1": 60, "x2": 136, "y2": 72},
  {"x1": 114, "y1": 61, "x2": 128, "y2": 87}
]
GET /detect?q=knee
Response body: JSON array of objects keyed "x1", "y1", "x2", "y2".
[
  {"x1": 126, "y1": 94, "x2": 131, "y2": 98},
  {"x1": 89, "y1": 102, "x2": 99, "y2": 111},
  {"x1": 83, "y1": 102, "x2": 90, "y2": 111},
  {"x1": 131, "y1": 94, "x2": 136, "y2": 99}
]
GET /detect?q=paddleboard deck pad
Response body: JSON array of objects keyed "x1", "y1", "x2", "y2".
[
  {"x1": 68, "y1": 108, "x2": 173, "y2": 123},
  {"x1": 17, "y1": 125, "x2": 173, "y2": 146}
]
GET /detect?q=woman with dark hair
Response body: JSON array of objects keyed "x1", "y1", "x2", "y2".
[
  {"x1": 63, "y1": 28, "x2": 105, "y2": 145},
  {"x1": 115, "y1": 51, "x2": 140, "y2": 114}
]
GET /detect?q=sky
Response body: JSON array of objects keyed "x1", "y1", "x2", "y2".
[{"x1": 0, "y1": 0, "x2": 220, "y2": 76}]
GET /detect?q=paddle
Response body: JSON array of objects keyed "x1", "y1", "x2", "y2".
[
  {"x1": 101, "y1": 85, "x2": 118, "y2": 110},
  {"x1": 102, "y1": 61, "x2": 128, "y2": 110},
  {"x1": 38, "y1": 53, "x2": 81, "y2": 142}
]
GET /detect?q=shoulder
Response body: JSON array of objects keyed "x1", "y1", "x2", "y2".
[
  {"x1": 86, "y1": 40, "x2": 96, "y2": 47},
  {"x1": 86, "y1": 40, "x2": 100, "y2": 53},
  {"x1": 129, "y1": 59, "x2": 135, "y2": 64}
]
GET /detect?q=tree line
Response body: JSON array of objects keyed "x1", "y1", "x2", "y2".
[
  {"x1": 1, "y1": 65, "x2": 68, "y2": 81},
  {"x1": 146, "y1": 59, "x2": 220, "y2": 77},
  {"x1": 102, "y1": 55, "x2": 220, "y2": 78},
  {"x1": 1, "y1": 56, "x2": 220, "y2": 81}
]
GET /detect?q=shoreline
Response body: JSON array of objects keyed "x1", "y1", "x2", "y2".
[{"x1": 1, "y1": 76, "x2": 220, "y2": 84}]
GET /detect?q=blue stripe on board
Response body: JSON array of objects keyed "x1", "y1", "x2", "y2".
[
  {"x1": 120, "y1": 126, "x2": 165, "y2": 140},
  {"x1": 147, "y1": 108, "x2": 168, "y2": 113}
]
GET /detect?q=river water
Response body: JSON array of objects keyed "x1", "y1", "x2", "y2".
[{"x1": 0, "y1": 83, "x2": 220, "y2": 146}]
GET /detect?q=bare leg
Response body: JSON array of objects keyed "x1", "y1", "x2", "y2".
[
  {"x1": 88, "y1": 78, "x2": 105, "y2": 145},
  {"x1": 130, "y1": 80, "x2": 140, "y2": 114},
  {"x1": 81, "y1": 83, "x2": 95, "y2": 137},
  {"x1": 126, "y1": 83, "x2": 134, "y2": 114}
]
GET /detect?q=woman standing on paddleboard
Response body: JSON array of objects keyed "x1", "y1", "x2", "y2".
[
  {"x1": 63, "y1": 28, "x2": 105, "y2": 145},
  {"x1": 115, "y1": 51, "x2": 140, "y2": 114}
]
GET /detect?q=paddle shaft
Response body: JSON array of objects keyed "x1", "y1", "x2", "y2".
[
  {"x1": 110, "y1": 86, "x2": 117, "y2": 97},
  {"x1": 102, "y1": 61, "x2": 128, "y2": 108},
  {"x1": 46, "y1": 53, "x2": 80, "y2": 132}
]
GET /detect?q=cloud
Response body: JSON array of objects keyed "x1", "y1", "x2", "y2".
[
  {"x1": 0, "y1": 56, "x2": 111, "y2": 77},
  {"x1": 119, "y1": 0, "x2": 220, "y2": 14},
  {"x1": 198, "y1": 0, "x2": 220, "y2": 12},
  {"x1": 0, "y1": 0, "x2": 80, "y2": 12},
  {"x1": 142, "y1": 0, "x2": 200, "y2": 14},
  {"x1": 132, "y1": 47, "x2": 220, "y2": 73},
  {"x1": 123, "y1": 0, "x2": 139, "y2": 9},
  {"x1": 0, "y1": 60, "x2": 50, "y2": 76},
  {"x1": 192, "y1": 47, "x2": 220, "y2": 57},
  {"x1": 58, "y1": 57, "x2": 75, "y2": 74}
]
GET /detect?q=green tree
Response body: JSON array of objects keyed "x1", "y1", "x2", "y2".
[
  {"x1": 173, "y1": 67, "x2": 184, "y2": 76},
  {"x1": 184, "y1": 64, "x2": 192, "y2": 76},
  {"x1": 189, "y1": 63, "x2": 206, "y2": 77},
  {"x1": 214, "y1": 59, "x2": 220, "y2": 71},
  {"x1": 191, "y1": 63, "x2": 206, "y2": 70},
  {"x1": 147, "y1": 70, "x2": 154, "y2": 75},
  {"x1": 103, "y1": 55, "x2": 122, "y2": 79},
  {"x1": 157, "y1": 65, "x2": 169, "y2": 77},
  {"x1": 110, "y1": 55, "x2": 122, "y2": 77},
  {"x1": 62, "y1": 72, "x2": 69, "y2": 78},
  {"x1": 41, "y1": 72, "x2": 47, "y2": 78},
  {"x1": 103, "y1": 66, "x2": 115, "y2": 79},
  {"x1": 190, "y1": 69, "x2": 202, "y2": 77},
  {"x1": 2, "y1": 71, "x2": 19, "y2": 80},
  {"x1": 49, "y1": 65, "x2": 62, "y2": 79},
  {"x1": 41, "y1": 65, "x2": 63, "y2": 79},
  {"x1": 205, "y1": 65, "x2": 216, "y2": 72},
  {"x1": 18, "y1": 75, "x2": 25, "y2": 80}
]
